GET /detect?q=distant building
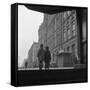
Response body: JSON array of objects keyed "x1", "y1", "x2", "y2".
[
  {"x1": 27, "y1": 42, "x2": 39, "y2": 68},
  {"x1": 21, "y1": 58, "x2": 28, "y2": 68}
]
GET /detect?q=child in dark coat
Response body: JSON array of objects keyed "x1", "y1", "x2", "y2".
[{"x1": 44, "y1": 46, "x2": 51, "y2": 70}]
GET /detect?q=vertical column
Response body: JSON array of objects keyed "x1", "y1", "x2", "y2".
[{"x1": 76, "y1": 9, "x2": 84, "y2": 64}]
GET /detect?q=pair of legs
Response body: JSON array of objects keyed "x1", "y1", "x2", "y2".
[
  {"x1": 39, "y1": 61, "x2": 50, "y2": 70},
  {"x1": 39, "y1": 61, "x2": 43, "y2": 70},
  {"x1": 45, "y1": 62, "x2": 50, "y2": 70}
]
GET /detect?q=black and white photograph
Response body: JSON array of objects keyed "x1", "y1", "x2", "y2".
[
  {"x1": 0, "y1": 0, "x2": 89, "y2": 89},
  {"x1": 18, "y1": 4, "x2": 87, "y2": 71},
  {"x1": 10, "y1": 2, "x2": 88, "y2": 86}
]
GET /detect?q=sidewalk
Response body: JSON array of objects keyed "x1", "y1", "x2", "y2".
[{"x1": 18, "y1": 67, "x2": 74, "y2": 70}]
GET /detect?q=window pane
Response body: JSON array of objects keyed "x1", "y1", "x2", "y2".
[
  {"x1": 64, "y1": 31, "x2": 67, "y2": 41},
  {"x1": 73, "y1": 24, "x2": 75, "y2": 30},
  {"x1": 68, "y1": 29, "x2": 71, "y2": 39},
  {"x1": 72, "y1": 23, "x2": 76, "y2": 36},
  {"x1": 72, "y1": 44, "x2": 75, "y2": 55},
  {"x1": 67, "y1": 46, "x2": 70, "y2": 52}
]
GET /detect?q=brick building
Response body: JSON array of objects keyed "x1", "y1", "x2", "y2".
[{"x1": 38, "y1": 10, "x2": 79, "y2": 67}]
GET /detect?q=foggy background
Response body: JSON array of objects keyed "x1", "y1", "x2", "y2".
[{"x1": 18, "y1": 5, "x2": 44, "y2": 67}]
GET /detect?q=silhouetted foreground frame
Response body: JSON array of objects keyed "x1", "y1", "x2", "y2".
[{"x1": 11, "y1": 3, "x2": 88, "y2": 87}]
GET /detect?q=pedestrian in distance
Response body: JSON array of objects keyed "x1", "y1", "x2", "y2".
[{"x1": 25, "y1": 61, "x2": 28, "y2": 68}]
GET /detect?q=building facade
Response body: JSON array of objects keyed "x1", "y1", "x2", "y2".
[{"x1": 38, "y1": 10, "x2": 79, "y2": 67}]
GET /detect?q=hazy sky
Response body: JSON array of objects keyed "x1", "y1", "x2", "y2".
[{"x1": 18, "y1": 5, "x2": 44, "y2": 67}]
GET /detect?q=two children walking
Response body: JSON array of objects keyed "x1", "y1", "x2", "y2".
[{"x1": 37, "y1": 44, "x2": 51, "y2": 70}]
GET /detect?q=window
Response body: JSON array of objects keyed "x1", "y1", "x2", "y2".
[
  {"x1": 52, "y1": 53, "x2": 54, "y2": 61},
  {"x1": 55, "y1": 18, "x2": 57, "y2": 31},
  {"x1": 64, "y1": 12, "x2": 67, "y2": 19},
  {"x1": 67, "y1": 11, "x2": 71, "y2": 16},
  {"x1": 53, "y1": 29, "x2": 60, "y2": 47},
  {"x1": 63, "y1": 21, "x2": 67, "y2": 41},
  {"x1": 66, "y1": 19, "x2": 71, "y2": 39},
  {"x1": 67, "y1": 46, "x2": 70, "y2": 52},
  {"x1": 67, "y1": 29, "x2": 71, "y2": 39},
  {"x1": 56, "y1": 14, "x2": 60, "y2": 29},
  {"x1": 72, "y1": 44, "x2": 75, "y2": 55},
  {"x1": 54, "y1": 32, "x2": 57, "y2": 47},
  {"x1": 71, "y1": 13, "x2": 76, "y2": 24},
  {"x1": 73, "y1": 23, "x2": 75, "y2": 30},
  {"x1": 64, "y1": 31, "x2": 67, "y2": 41},
  {"x1": 72, "y1": 23, "x2": 76, "y2": 36}
]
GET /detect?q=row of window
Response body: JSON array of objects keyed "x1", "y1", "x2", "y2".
[
  {"x1": 51, "y1": 23, "x2": 76, "y2": 48},
  {"x1": 45, "y1": 10, "x2": 76, "y2": 41},
  {"x1": 63, "y1": 10, "x2": 76, "y2": 20},
  {"x1": 64, "y1": 11, "x2": 71, "y2": 19},
  {"x1": 63, "y1": 22, "x2": 76, "y2": 41}
]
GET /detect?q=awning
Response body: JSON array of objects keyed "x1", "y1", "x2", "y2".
[{"x1": 18, "y1": 3, "x2": 86, "y2": 14}]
